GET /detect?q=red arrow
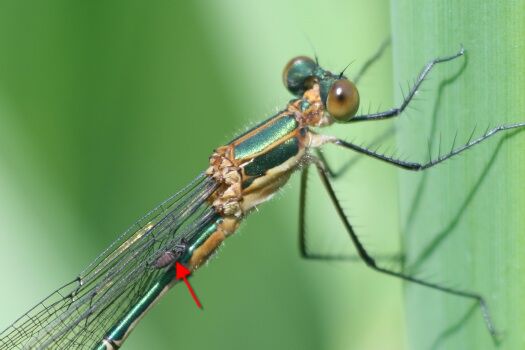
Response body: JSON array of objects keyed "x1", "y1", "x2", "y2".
[{"x1": 175, "y1": 262, "x2": 202, "y2": 309}]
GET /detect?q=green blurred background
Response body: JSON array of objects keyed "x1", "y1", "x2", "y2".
[{"x1": 0, "y1": 1, "x2": 403, "y2": 349}]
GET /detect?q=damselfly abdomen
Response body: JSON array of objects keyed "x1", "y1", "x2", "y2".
[{"x1": 0, "y1": 43, "x2": 523, "y2": 349}]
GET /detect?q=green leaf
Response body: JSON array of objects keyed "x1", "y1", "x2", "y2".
[{"x1": 391, "y1": 1, "x2": 525, "y2": 349}]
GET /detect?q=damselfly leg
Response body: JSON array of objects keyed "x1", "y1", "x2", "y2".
[
  {"x1": 351, "y1": 46, "x2": 465, "y2": 123},
  {"x1": 314, "y1": 127, "x2": 394, "y2": 179},
  {"x1": 306, "y1": 158, "x2": 499, "y2": 339},
  {"x1": 328, "y1": 122, "x2": 525, "y2": 171}
]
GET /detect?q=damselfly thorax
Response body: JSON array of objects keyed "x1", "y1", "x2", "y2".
[{"x1": 196, "y1": 60, "x2": 358, "y2": 269}]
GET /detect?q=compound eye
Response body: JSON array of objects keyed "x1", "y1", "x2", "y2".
[
  {"x1": 282, "y1": 56, "x2": 317, "y2": 96},
  {"x1": 326, "y1": 79, "x2": 360, "y2": 122}
]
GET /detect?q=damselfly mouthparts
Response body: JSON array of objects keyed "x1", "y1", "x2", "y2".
[{"x1": 1, "y1": 43, "x2": 523, "y2": 349}]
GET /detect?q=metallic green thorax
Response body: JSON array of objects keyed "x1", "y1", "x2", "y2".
[
  {"x1": 230, "y1": 112, "x2": 303, "y2": 189},
  {"x1": 244, "y1": 137, "x2": 299, "y2": 177},
  {"x1": 233, "y1": 114, "x2": 297, "y2": 159}
]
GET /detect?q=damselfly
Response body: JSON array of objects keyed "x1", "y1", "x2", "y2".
[{"x1": 0, "y1": 42, "x2": 523, "y2": 349}]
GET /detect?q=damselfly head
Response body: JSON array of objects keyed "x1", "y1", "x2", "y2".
[{"x1": 283, "y1": 56, "x2": 360, "y2": 123}]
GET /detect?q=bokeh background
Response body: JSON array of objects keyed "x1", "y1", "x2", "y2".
[{"x1": 0, "y1": 1, "x2": 402, "y2": 349}]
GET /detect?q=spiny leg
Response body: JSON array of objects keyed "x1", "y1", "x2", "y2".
[
  {"x1": 351, "y1": 46, "x2": 464, "y2": 122},
  {"x1": 298, "y1": 167, "x2": 358, "y2": 261},
  {"x1": 326, "y1": 122, "x2": 525, "y2": 171},
  {"x1": 316, "y1": 126, "x2": 395, "y2": 179},
  {"x1": 298, "y1": 166, "x2": 403, "y2": 263},
  {"x1": 352, "y1": 38, "x2": 391, "y2": 85},
  {"x1": 310, "y1": 158, "x2": 498, "y2": 339}
]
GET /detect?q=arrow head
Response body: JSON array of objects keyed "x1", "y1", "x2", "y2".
[{"x1": 175, "y1": 262, "x2": 191, "y2": 280}]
